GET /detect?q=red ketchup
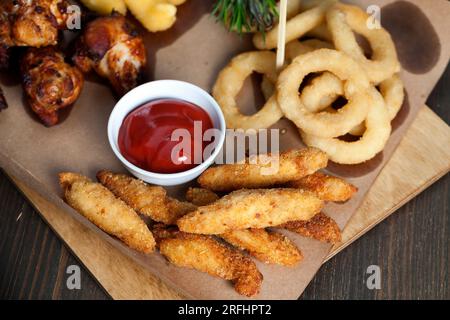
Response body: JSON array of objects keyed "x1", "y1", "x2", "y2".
[{"x1": 118, "y1": 99, "x2": 214, "y2": 174}]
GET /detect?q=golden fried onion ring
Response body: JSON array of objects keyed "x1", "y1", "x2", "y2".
[
  {"x1": 212, "y1": 51, "x2": 283, "y2": 129},
  {"x1": 301, "y1": 87, "x2": 391, "y2": 164},
  {"x1": 252, "y1": 0, "x2": 336, "y2": 50},
  {"x1": 286, "y1": 39, "x2": 333, "y2": 60},
  {"x1": 261, "y1": 39, "x2": 333, "y2": 103},
  {"x1": 300, "y1": 72, "x2": 404, "y2": 136},
  {"x1": 261, "y1": 74, "x2": 275, "y2": 102},
  {"x1": 380, "y1": 73, "x2": 405, "y2": 121},
  {"x1": 301, "y1": 71, "x2": 343, "y2": 113},
  {"x1": 348, "y1": 74, "x2": 404, "y2": 136},
  {"x1": 276, "y1": 49, "x2": 371, "y2": 138},
  {"x1": 326, "y1": 3, "x2": 400, "y2": 84}
]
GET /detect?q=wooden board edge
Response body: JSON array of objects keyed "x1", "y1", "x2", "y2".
[{"x1": 4, "y1": 105, "x2": 450, "y2": 300}]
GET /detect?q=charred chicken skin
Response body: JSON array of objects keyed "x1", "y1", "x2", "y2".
[
  {"x1": 2, "y1": 0, "x2": 75, "y2": 48},
  {"x1": 21, "y1": 47, "x2": 84, "y2": 126},
  {"x1": 0, "y1": 8, "x2": 13, "y2": 69},
  {"x1": 73, "y1": 14, "x2": 147, "y2": 96},
  {"x1": 0, "y1": 87, "x2": 7, "y2": 111}
]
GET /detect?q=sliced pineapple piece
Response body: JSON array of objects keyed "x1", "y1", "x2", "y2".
[
  {"x1": 125, "y1": 0, "x2": 178, "y2": 32},
  {"x1": 80, "y1": 0, "x2": 127, "y2": 15}
]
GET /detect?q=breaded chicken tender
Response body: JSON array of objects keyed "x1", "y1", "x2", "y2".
[
  {"x1": 288, "y1": 172, "x2": 357, "y2": 202},
  {"x1": 185, "y1": 187, "x2": 220, "y2": 206},
  {"x1": 280, "y1": 212, "x2": 342, "y2": 244},
  {"x1": 59, "y1": 172, "x2": 155, "y2": 253},
  {"x1": 198, "y1": 148, "x2": 328, "y2": 192},
  {"x1": 185, "y1": 187, "x2": 302, "y2": 266},
  {"x1": 165, "y1": 197, "x2": 197, "y2": 220},
  {"x1": 97, "y1": 170, "x2": 195, "y2": 224},
  {"x1": 153, "y1": 225, "x2": 263, "y2": 297},
  {"x1": 221, "y1": 229, "x2": 302, "y2": 266},
  {"x1": 177, "y1": 188, "x2": 323, "y2": 234}
]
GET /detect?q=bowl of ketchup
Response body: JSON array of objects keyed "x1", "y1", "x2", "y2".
[{"x1": 108, "y1": 80, "x2": 226, "y2": 186}]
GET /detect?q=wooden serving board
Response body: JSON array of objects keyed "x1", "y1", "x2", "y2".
[{"x1": 8, "y1": 105, "x2": 450, "y2": 300}]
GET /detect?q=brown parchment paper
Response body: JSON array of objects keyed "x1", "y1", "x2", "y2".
[{"x1": 0, "y1": 0, "x2": 449, "y2": 300}]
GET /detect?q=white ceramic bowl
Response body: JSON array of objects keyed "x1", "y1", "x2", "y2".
[{"x1": 108, "y1": 80, "x2": 226, "y2": 186}]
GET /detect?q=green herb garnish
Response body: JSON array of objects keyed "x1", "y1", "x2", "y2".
[{"x1": 212, "y1": 0, "x2": 279, "y2": 36}]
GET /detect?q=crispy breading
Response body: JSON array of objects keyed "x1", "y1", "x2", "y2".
[
  {"x1": 288, "y1": 172, "x2": 357, "y2": 202},
  {"x1": 280, "y1": 212, "x2": 342, "y2": 244},
  {"x1": 97, "y1": 170, "x2": 195, "y2": 224},
  {"x1": 59, "y1": 172, "x2": 155, "y2": 253},
  {"x1": 185, "y1": 187, "x2": 303, "y2": 266},
  {"x1": 185, "y1": 187, "x2": 220, "y2": 206},
  {"x1": 165, "y1": 197, "x2": 198, "y2": 221},
  {"x1": 153, "y1": 225, "x2": 263, "y2": 297},
  {"x1": 198, "y1": 148, "x2": 328, "y2": 192},
  {"x1": 177, "y1": 188, "x2": 323, "y2": 234},
  {"x1": 221, "y1": 229, "x2": 302, "y2": 266},
  {"x1": 97, "y1": 170, "x2": 166, "y2": 219}
]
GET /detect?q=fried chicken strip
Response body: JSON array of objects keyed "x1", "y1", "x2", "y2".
[
  {"x1": 186, "y1": 187, "x2": 303, "y2": 266},
  {"x1": 288, "y1": 172, "x2": 357, "y2": 202},
  {"x1": 187, "y1": 186, "x2": 341, "y2": 244},
  {"x1": 185, "y1": 187, "x2": 220, "y2": 206},
  {"x1": 97, "y1": 170, "x2": 195, "y2": 224},
  {"x1": 153, "y1": 224, "x2": 263, "y2": 297},
  {"x1": 198, "y1": 148, "x2": 328, "y2": 192},
  {"x1": 59, "y1": 172, "x2": 155, "y2": 253},
  {"x1": 178, "y1": 188, "x2": 323, "y2": 234},
  {"x1": 221, "y1": 229, "x2": 302, "y2": 266},
  {"x1": 165, "y1": 197, "x2": 197, "y2": 222},
  {"x1": 280, "y1": 212, "x2": 342, "y2": 244}
]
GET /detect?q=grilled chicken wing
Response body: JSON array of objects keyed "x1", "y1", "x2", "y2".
[
  {"x1": 73, "y1": 14, "x2": 146, "y2": 96},
  {"x1": 4, "y1": 0, "x2": 75, "y2": 48},
  {"x1": 21, "y1": 47, "x2": 84, "y2": 126},
  {"x1": 0, "y1": 7, "x2": 13, "y2": 69},
  {"x1": 0, "y1": 87, "x2": 7, "y2": 111}
]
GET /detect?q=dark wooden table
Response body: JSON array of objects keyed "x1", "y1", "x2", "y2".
[{"x1": 1, "y1": 66, "x2": 448, "y2": 300}]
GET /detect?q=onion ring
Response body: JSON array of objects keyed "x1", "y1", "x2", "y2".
[
  {"x1": 326, "y1": 3, "x2": 400, "y2": 84},
  {"x1": 301, "y1": 87, "x2": 391, "y2": 164},
  {"x1": 276, "y1": 48, "x2": 371, "y2": 138},
  {"x1": 301, "y1": 71, "x2": 343, "y2": 113},
  {"x1": 261, "y1": 39, "x2": 333, "y2": 102},
  {"x1": 212, "y1": 51, "x2": 283, "y2": 129},
  {"x1": 305, "y1": 23, "x2": 333, "y2": 41},
  {"x1": 261, "y1": 74, "x2": 275, "y2": 102},
  {"x1": 348, "y1": 73, "x2": 405, "y2": 135},
  {"x1": 380, "y1": 73, "x2": 405, "y2": 121},
  {"x1": 285, "y1": 39, "x2": 333, "y2": 60},
  {"x1": 299, "y1": 71, "x2": 404, "y2": 136},
  {"x1": 252, "y1": 0, "x2": 336, "y2": 50},
  {"x1": 286, "y1": 0, "x2": 304, "y2": 19}
]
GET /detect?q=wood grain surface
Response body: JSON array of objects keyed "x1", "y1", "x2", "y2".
[{"x1": 0, "y1": 68, "x2": 448, "y2": 300}]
